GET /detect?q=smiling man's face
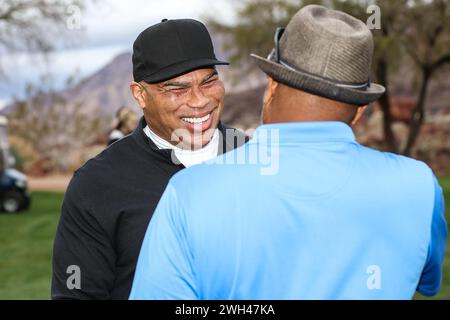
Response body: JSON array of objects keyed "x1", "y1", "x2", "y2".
[{"x1": 133, "y1": 67, "x2": 225, "y2": 150}]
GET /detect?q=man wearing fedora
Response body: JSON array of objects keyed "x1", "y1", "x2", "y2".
[
  {"x1": 130, "y1": 5, "x2": 446, "y2": 299},
  {"x1": 51, "y1": 19, "x2": 247, "y2": 299}
]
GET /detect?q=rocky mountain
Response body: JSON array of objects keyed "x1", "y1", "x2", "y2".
[{"x1": 62, "y1": 52, "x2": 138, "y2": 115}]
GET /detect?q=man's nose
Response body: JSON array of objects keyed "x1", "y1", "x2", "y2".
[{"x1": 187, "y1": 85, "x2": 209, "y2": 108}]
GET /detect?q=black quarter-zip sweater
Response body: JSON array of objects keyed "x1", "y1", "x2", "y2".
[{"x1": 51, "y1": 117, "x2": 247, "y2": 299}]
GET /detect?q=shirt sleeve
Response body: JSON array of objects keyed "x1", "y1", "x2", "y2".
[
  {"x1": 417, "y1": 176, "x2": 448, "y2": 296},
  {"x1": 129, "y1": 182, "x2": 197, "y2": 300},
  {"x1": 51, "y1": 174, "x2": 116, "y2": 299}
]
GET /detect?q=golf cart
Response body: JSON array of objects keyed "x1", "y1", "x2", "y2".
[{"x1": 0, "y1": 116, "x2": 30, "y2": 213}]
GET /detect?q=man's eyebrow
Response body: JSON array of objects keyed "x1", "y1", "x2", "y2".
[
  {"x1": 201, "y1": 70, "x2": 218, "y2": 83},
  {"x1": 160, "y1": 80, "x2": 190, "y2": 88}
]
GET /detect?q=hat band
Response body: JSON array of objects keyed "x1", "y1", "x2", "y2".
[{"x1": 278, "y1": 57, "x2": 371, "y2": 90}]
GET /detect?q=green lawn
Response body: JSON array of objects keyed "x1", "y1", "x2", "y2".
[
  {"x1": 0, "y1": 179, "x2": 449, "y2": 300},
  {"x1": 0, "y1": 192, "x2": 64, "y2": 300}
]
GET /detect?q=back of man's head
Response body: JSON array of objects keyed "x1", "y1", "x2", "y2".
[{"x1": 262, "y1": 77, "x2": 363, "y2": 125}]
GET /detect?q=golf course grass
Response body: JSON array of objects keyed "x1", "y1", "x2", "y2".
[{"x1": 0, "y1": 178, "x2": 449, "y2": 300}]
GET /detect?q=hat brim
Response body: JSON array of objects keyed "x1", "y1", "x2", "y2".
[
  {"x1": 142, "y1": 58, "x2": 229, "y2": 83},
  {"x1": 250, "y1": 54, "x2": 385, "y2": 106}
]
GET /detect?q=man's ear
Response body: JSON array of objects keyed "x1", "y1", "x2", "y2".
[
  {"x1": 351, "y1": 105, "x2": 368, "y2": 127},
  {"x1": 263, "y1": 76, "x2": 279, "y2": 107},
  {"x1": 130, "y1": 82, "x2": 147, "y2": 110}
]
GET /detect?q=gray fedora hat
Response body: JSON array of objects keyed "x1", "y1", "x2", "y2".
[{"x1": 251, "y1": 5, "x2": 385, "y2": 106}]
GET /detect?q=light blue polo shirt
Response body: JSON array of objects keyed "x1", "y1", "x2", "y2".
[{"x1": 130, "y1": 121, "x2": 447, "y2": 300}]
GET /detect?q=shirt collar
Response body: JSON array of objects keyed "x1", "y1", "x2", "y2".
[
  {"x1": 251, "y1": 121, "x2": 356, "y2": 144},
  {"x1": 143, "y1": 124, "x2": 220, "y2": 167},
  {"x1": 132, "y1": 116, "x2": 246, "y2": 166}
]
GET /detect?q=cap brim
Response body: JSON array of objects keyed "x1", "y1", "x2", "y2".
[
  {"x1": 250, "y1": 54, "x2": 385, "y2": 106},
  {"x1": 142, "y1": 58, "x2": 229, "y2": 83}
]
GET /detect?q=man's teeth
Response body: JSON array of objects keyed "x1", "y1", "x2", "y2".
[{"x1": 181, "y1": 113, "x2": 210, "y2": 124}]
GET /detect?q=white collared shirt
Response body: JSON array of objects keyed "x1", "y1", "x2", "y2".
[{"x1": 143, "y1": 125, "x2": 220, "y2": 167}]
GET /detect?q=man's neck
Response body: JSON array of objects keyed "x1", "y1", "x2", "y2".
[
  {"x1": 143, "y1": 125, "x2": 220, "y2": 167},
  {"x1": 263, "y1": 104, "x2": 354, "y2": 125}
]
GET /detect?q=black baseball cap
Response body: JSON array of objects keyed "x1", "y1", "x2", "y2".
[{"x1": 132, "y1": 19, "x2": 229, "y2": 83}]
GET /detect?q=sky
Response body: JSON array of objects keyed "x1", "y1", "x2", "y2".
[{"x1": 0, "y1": 0, "x2": 236, "y2": 107}]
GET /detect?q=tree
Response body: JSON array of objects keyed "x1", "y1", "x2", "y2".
[
  {"x1": 0, "y1": 0, "x2": 86, "y2": 75},
  {"x1": 391, "y1": 0, "x2": 450, "y2": 155},
  {"x1": 8, "y1": 78, "x2": 108, "y2": 173},
  {"x1": 207, "y1": 0, "x2": 450, "y2": 156},
  {"x1": 207, "y1": 0, "x2": 303, "y2": 74}
]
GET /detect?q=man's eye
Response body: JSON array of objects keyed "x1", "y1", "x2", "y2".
[
  {"x1": 168, "y1": 87, "x2": 188, "y2": 93},
  {"x1": 202, "y1": 78, "x2": 218, "y2": 86}
]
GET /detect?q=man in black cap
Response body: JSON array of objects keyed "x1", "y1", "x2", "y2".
[{"x1": 51, "y1": 19, "x2": 247, "y2": 300}]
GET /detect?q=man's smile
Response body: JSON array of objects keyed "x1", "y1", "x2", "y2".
[
  {"x1": 181, "y1": 112, "x2": 211, "y2": 124},
  {"x1": 179, "y1": 109, "x2": 216, "y2": 134}
]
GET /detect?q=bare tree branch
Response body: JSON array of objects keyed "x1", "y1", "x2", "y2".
[{"x1": 431, "y1": 54, "x2": 450, "y2": 72}]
